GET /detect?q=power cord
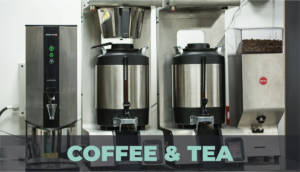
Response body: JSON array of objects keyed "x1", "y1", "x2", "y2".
[
  {"x1": 0, "y1": 106, "x2": 19, "y2": 117},
  {"x1": 0, "y1": 106, "x2": 22, "y2": 138},
  {"x1": 0, "y1": 107, "x2": 8, "y2": 117}
]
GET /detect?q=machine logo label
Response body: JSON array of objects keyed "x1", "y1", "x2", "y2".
[
  {"x1": 45, "y1": 33, "x2": 58, "y2": 37},
  {"x1": 259, "y1": 77, "x2": 268, "y2": 85}
]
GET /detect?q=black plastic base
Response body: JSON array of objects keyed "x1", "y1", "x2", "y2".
[
  {"x1": 97, "y1": 108, "x2": 149, "y2": 129},
  {"x1": 174, "y1": 107, "x2": 225, "y2": 127}
]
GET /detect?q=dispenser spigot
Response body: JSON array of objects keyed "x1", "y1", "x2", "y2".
[
  {"x1": 190, "y1": 58, "x2": 214, "y2": 131},
  {"x1": 200, "y1": 97, "x2": 209, "y2": 116},
  {"x1": 123, "y1": 102, "x2": 131, "y2": 116},
  {"x1": 49, "y1": 96, "x2": 55, "y2": 102}
]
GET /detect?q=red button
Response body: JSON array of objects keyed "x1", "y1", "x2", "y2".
[{"x1": 259, "y1": 77, "x2": 268, "y2": 85}]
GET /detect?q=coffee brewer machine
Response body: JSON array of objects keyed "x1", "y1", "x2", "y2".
[
  {"x1": 25, "y1": 25, "x2": 79, "y2": 171},
  {"x1": 156, "y1": 4, "x2": 239, "y2": 166},
  {"x1": 81, "y1": 0, "x2": 285, "y2": 170},
  {"x1": 81, "y1": 4, "x2": 164, "y2": 169},
  {"x1": 81, "y1": 0, "x2": 239, "y2": 168}
]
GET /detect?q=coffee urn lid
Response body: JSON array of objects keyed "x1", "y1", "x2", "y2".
[
  {"x1": 173, "y1": 43, "x2": 224, "y2": 65},
  {"x1": 97, "y1": 43, "x2": 149, "y2": 65},
  {"x1": 184, "y1": 43, "x2": 215, "y2": 51}
]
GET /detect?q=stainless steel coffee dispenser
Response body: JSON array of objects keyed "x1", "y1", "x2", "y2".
[
  {"x1": 81, "y1": 4, "x2": 165, "y2": 168},
  {"x1": 25, "y1": 25, "x2": 78, "y2": 170},
  {"x1": 173, "y1": 43, "x2": 225, "y2": 129},
  {"x1": 94, "y1": 7, "x2": 149, "y2": 131},
  {"x1": 96, "y1": 43, "x2": 149, "y2": 130},
  {"x1": 26, "y1": 25, "x2": 77, "y2": 129}
]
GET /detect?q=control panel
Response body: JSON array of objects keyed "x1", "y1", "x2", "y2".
[{"x1": 43, "y1": 26, "x2": 60, "y2": 128}]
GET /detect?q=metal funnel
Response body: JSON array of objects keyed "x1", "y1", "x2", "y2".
[{"x1": 97, "y1": 7, "x2": 144, "y2": 38}]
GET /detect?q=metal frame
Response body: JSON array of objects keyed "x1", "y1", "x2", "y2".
[{"x1": 88, "y1": 0, "x2": 240, "y2": 8}]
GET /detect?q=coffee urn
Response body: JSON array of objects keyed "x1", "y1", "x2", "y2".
[
  {"x1": 173, "y1": 43, "x2": 225, "y2": 129},
  {"x1": 96, "y1": 43, "x2": 149, "y2": 130}
]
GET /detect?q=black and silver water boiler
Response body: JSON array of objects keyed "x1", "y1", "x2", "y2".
[
  {"x1": 173, "y1": 43, "x2": 225, "y2": 128},
  {"x1": 96, "y1": 44, "x2": 149, "y2": 129}
]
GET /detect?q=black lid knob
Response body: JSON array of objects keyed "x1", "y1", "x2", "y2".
[
  {"x1": 186, "y1": 43, "x2": 210, "y2": 50},
  {"x1": 256, "y1": 115, "x2": 266, "y2": 124}
]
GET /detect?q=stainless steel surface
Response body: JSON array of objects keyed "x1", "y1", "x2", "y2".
[
  {"x1": 149, "y1": 7, "x2": 158, "y2": 129},
  {"x1": 239, "y1": 54, "x2": 285, "y2": 127},
  {"x1": 173, "y1": 64, "x2": 222, "y2": 108},
  {"x1": 97, "y1": 7, "x2": 144, "y2": 38},
  {"x1": 97, "y1": 65, "x2": 123, "y2": 109},
  {"x1": 81, "y1": 11, "x2": 102, "y2": 126},
  {"x1": 26, "y1": 26, "x2": 44, "y2": 126},
  {"x1": 26, "y1": 123, "x2": 78, "y2": 159},
  {"x1": 157, "y1": 10, "x2": 225, "y2": 128},
  {"x1": 242, "y1": 54, "x2": 285, "y2": 112},
  {"x1": 97, "y1": 65, "x2": 149, "y2": 109},
  {"x1": 27, "y1": 125, "x2": 77, "y2": 136},
  {"x1": 228, "y1": 54, "x2": 285, "y2": 128},
  {"x1": 59, "y1": 26, "x2": 78, "y2": 126},
  {"x1": 128, "y1": 65, "x2": 149, "y2": 108},
  {"x1": 89, "y1": 0, "x2": 163, "y2": 7},
  {"x1": 133, "y1": 9, "x2": 159, "y2": 129},
  {"x1": 169, "y1": 0, "x2": 240, "y2": 7}
]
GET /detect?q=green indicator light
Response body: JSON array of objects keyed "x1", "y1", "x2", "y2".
[
  {"x1": 49, "y1": 53, "x2": 54, "y2": 58},
  {"x1": 49, "y1": 45, "x2": 55, "y2": 52}
]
